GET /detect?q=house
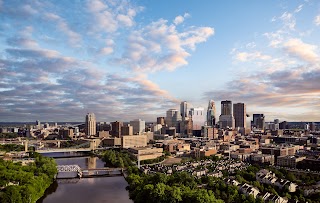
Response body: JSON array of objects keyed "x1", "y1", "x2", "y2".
[
  {"x1": 240, "y1": 183, "x2": 260, "y2": 198},
  {"x1": 256, "y1": 169, "x2": 297, "y2": 192}
]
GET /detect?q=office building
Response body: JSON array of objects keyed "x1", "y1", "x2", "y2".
[
  {"x1": 219, "y1": 100, "x2": 235, "y2": 129},
  {"x1": 36, "y1": 120, "x2": 41, "y2": 129},
  {"x1": 233, "y1": 103, "x2": 246, "y2": 128},
  {"x1": 189, "y1": 107, "x2": 205, "y2": 130},
  {"x1": 221, "y1": 100, "x2": 232, "y2": 115},
  {"x1": 277, "y1": 155, "x2": 306, "y2": 168},
  {"x1": 180, "y1": 101, "x2": 188, "y2": 121},
  {"x1": 206, "y1": 100, "x2": 216, "y2": 126},
  {"x1": 130, "y1": 119, "x2": 146, "y2": 135},
  {"x1": 253, "y1": 114, "x2": 265, "y2": 129},
  {"x1": 59, "y1": 128, "x2": 74, "y2": 138},
  {"x1": 157, "y1": 117, "x2": 165, "y2": 125},
  {"x1": 111, "y1": 121, "x2": 123, "y2": 137},
  {"x1": 122, "y1": 135, "x2": 147, "y2": 148},
  {"x1": 85, "y1": 113, "x2": 96, "y2": 136},
  {"x1": 279, "y1": 121, "x2": 288, "y2": 129},
  {"x1": 121, "y1": 125, "x2": 133, "y2": 136},
  {"x1": 166, "y1": 109, "x2": 180, "y2": 128}
]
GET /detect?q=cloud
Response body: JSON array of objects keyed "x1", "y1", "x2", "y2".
[
  {"x1": 44, "y1": 12, "x2": 81, "y2": 45},
  {"x1": 0, "y1": 39, "x2": 178, "y2": 121},
  {"x1": 117, "y1": 14, "x2": 134, "y2": 27},
  {"x1": 283, "y1": 38, "x2": 318, "y2": 63},
  {"x1": 116, "y1": 19, "x2": 214, "y2": 72},
  {"x1": 314, "y1": 15, "x2": 320, "y2": 26},
  {"x1": 203, "y1": 67, "x2": 320, "y2": 121},
  {"x1": 6, "y1": 37, "x2": 38, "y2": 48},
  {"x1": 0, "y1": 0, "x2": 215, "y2": 122},
  {"x1": 235, "y1": 51, "x2": 271, "y2": 62},
  {"x1": 87, "y1": 0, "x2": 108, "y2": 12},
  {"x1": 294, "y1": 4, "x2": 303, "y2": 13},
  {"x1": 280, "y1": 12, "x2": 296, "y2": 30},
  {"x1": 86, "y1": 0, "x2": 140, "y2": 33},
  {"x1": 174, "y1": 15, "x2": 184, "y2": 25}
]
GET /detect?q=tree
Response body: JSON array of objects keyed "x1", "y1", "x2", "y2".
[
  {"x1": 1, "y1": 186, "x2": 22, "y2": 203},
  {"x1": 118, "y1": 157, "x2": 124, "y2": 168}
]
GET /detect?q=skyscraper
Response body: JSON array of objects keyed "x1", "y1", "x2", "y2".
[
  {"x1": 253, "y1": 114, "x2": 265, "y2": 129},
  {"x1": 206, "y1": 100, "x2": 216, "y2": 126},
  {"x1": 180, "y1": 101, "x2": 188, "y2": 121},
  {"x1": 85, "y1": 113, "x2": 96, "y2": 136},
  {"x1": 221, "y1": 100, "x2": 232, "y2": 115},
  {"x1": 36, "y1": 120, "x2": 41, "y2": 129},
  {"x1": 130, "y1": 119, "x2": 146, "y2": 135},
  {"x1": 157, "y1": 117, "x2": 165, "y2": 125},
  {"x1": 166, "y1": 109, "x2": 179, "y2": 128},
  {"x1": 111, "y1": 121, "x2": 123, "y2": 137},
  {"x1": 233, "y1": 103, "x2": 246, "y2": 128},
  {"x1": 219, "y1": 100, "x2": 235, "y2": 129},
  {"x1": 189, "y1": 107, "x2": 205, "y2": 130}
]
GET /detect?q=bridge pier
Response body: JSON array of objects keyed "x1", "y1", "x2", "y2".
[
  {"x1": 90, "y1": 140, "x2": 96, "y2": 151},
  {"x1": 24, "y1": 140, "x2": 28, "y2": 152},
  {"x1": 57, "y1": 140, "x2": 61, "y2": 148}
]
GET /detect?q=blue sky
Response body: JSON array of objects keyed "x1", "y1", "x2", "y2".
[{"x1": 1, "y1": 0, "x2": 320, "y2": 122}]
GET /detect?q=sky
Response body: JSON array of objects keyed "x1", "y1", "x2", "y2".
[{"x1": 1, "y1": 0, "x2": 320, "y2": 122}]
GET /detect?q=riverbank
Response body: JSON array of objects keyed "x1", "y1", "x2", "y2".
[
  {"x1": 38, "y1": 155, "x2": 133, "y2": 203},
  {"x1": 0, "y1": 153, "x2": 57, "y2": 203}
]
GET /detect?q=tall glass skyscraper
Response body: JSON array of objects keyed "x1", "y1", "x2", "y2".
[
  {"x1": 221, "y1": 100, "x2": 232, "y2": 115},
  {"x1": 219, "y1": 100, "x2": 235, "y2": 129},
  {"x1": 180, "y1": 101, "x2": 188, "y2": 121},
  {"x1": 233, "y1": 103, "x2": 246, "y2": 128},
  {"x1": 206, "y1": 100, "x2": 216, "y2": 126}
]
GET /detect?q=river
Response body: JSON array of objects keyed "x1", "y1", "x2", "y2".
[{"x1": 37, "y1": 153, "x2": 133, "y2": 203}]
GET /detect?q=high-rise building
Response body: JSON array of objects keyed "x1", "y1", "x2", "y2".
[
  {"x1": 233, "y1": 103, "x2": 246, "y2": 128},
  {"x1": 189, "y1": 107, "x2": 205, "y2": 130},
  {"x1": 279, "y1": 121, "x2": 287, "y2": 129},
  {"x1": 207, "y1": 100, "x2": 216, "y2": 126},
  {"x1": 219, "y1": 100, "x2": 235, "y2": 129},
  {"x1": 221, "y1": 100, "x2": 232, "y2": 115},
  {"x1": 111, "y1": 121, "x2": 123, "y2": 137},
  {"x1": 36, "y1": 120, "x2": 41, "y2": 129},
  {"x1": 310, "y1": 122, "x2": 316, "y2": 131},
  {"x1": 253, "y1": 114, "x2": 265, "y2": 129},
  {"x1": 121, "y1": 124, "x2": 133, "y2": 136},
  {"x1": 157, "y1": 117, "x2": 165, "y2": 125},
  {"x1": 166, "y1": 109, "x2": 179, "y2": 128},
  {"x1": 85, "y1": 113, "x2": 96, "y2": 136},
  {"x1": 180, "y1": 101, "x2": 188, "y2": 121},
  {"x1": 130, "y1": 119, "x2": 146, "y2": 135}
]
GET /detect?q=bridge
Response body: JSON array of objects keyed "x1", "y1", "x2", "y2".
[
  {"x1": 0, "y1": 139, "x2": 101, "y2": 153},
  {"x1": 36, "y1": 148, "x2": 92, "y2": 153},
  {"x1": 56, "y1": 164, "x2": 123, "y2": 179}
]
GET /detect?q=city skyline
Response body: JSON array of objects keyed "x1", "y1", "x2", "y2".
[{"x1": 1, "y1": 0, "x2": 320, "y2": 122}]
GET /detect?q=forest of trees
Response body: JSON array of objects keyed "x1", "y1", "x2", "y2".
[
  {"x1": 102, "y1": 150, "x2": 135, "y2": 168},
  {"x1": 102, "y1": 150, "x2": 320, "y2": 203},
  {"x1": 0, "y1": 144, "x2": 26, "y2": 152},
  {"x1": 0, "y1": 152, "x2": 57, "y2": 203}
]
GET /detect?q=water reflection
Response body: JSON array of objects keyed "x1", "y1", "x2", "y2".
[
  {"x1": 38, "y1": 156, "x2": 132, "y2": 203},
  {"x1": 87, "y1": 156, "x2": 97, "y2": 169}
]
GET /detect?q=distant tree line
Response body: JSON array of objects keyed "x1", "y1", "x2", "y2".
[{"x1": 0, "y1": 133, "x2": 20, "y2": 139}]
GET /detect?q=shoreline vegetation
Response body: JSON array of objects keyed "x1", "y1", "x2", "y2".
[
  {"x1": 102, "y1": 149, "x2": 224, "y2": 203},
  {"x1": 103, "y1": 150, "x2": 320, "y2": 203},
  {"x1": 0, "y1": 150, "x2": 57, "y2": 203}
]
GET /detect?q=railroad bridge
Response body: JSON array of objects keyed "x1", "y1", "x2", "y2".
[{"x1": 56, "y1": 165, "x2": 123, "y2": 179}]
